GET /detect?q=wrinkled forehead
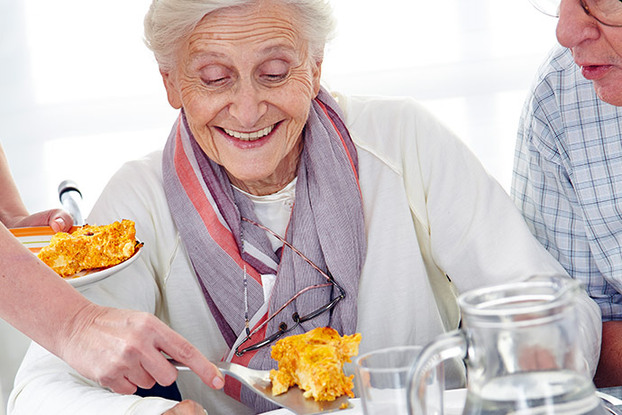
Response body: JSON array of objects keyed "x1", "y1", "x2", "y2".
[{"x1": 189, "y1": 1, "x2": 304, "y2": 49}]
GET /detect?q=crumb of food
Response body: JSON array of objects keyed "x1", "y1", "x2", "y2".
[
  {"x1": 37, "y1": 219, "x2": 140, "y2": 277},
  {"x1": 269, "y1": 326, "x2": 361, "y2": 402}
]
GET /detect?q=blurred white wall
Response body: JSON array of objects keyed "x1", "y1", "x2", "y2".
[
  {"x1": 0, "y1": 0, "x2": 558, "y2": 413},
  {"x1": 0, "y1": 0, "x2": 557, "y2": 215},
  {"x1": 1, "y1": 0, "x2": 174, "y2": 216}
]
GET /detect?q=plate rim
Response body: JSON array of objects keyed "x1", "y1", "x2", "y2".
[{"x1": 10, "y1": 226, "x2": 143, "y2": 288}]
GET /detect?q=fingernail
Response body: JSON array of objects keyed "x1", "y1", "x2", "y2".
[
  {"x1": 212, "y1": 376, "x2": 225, "y2": 389},
  {"x1": 53, "y1": 217, "x2": 66, "y2": 230}
]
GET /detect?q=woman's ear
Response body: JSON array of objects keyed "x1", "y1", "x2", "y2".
[
  {"x1": 312, "y1": 59, "x2": 323, "y2": 97},
  {"x1": 161, "y1": 70, "x2": 182, "y2": 109}
]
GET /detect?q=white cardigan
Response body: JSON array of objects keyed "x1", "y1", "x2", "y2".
[{"x1": 8, "y1": 93, "x2": 602, "y2": 415}]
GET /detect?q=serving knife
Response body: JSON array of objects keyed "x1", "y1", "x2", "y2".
[{"x1": 170, "y1": 359, "x2": 351, "y2": 414}]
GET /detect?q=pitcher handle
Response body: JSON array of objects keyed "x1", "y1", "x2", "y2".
[{"x1": 406, "y1": 330, "x2": 467, "y2": 415}]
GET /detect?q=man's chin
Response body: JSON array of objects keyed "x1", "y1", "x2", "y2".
[{"x1": 594, "y1": 83, "x2": 622, "y2": 107}]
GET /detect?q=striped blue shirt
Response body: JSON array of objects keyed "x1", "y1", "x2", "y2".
[{"x1": 512, "y1": 45, "x2": 622, "y2": 320}]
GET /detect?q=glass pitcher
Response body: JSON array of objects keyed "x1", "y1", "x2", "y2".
[{"x1": 407, "y1": 275, "x2": 606, "y2": 415}]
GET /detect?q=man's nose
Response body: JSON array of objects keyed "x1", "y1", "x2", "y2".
[
  {"x1": 228, "y1": 81, "x2": 268, "y2": 128},
  {"x1": 556, "y1": 0, "x2": 600, "y2": 48}
]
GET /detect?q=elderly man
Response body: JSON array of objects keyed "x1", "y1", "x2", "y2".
[{"x1": 512, "y1": 0, "x2": 622, "y2": 386}]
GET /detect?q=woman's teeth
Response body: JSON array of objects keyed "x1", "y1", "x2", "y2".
[{"x1": 223, "y1": 125, "x2": 274, "y2": 141}]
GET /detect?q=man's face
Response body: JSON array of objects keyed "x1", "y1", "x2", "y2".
[{"x1": 557, "y1": 0, "x2": 622, "y2": 105}]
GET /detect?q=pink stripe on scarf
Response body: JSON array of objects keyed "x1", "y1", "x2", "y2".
[
  {"x1": 316, "y1": 99, "x2": 361, "y2": 192},
  {"x1": 173, "y1": 120, "x2": 262, "y2": 284}
]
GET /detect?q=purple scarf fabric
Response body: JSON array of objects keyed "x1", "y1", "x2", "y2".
[{"x1": 162, "y1": 88, "x2": 366, "y2": 411}]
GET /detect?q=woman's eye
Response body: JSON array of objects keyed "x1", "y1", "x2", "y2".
[
  {"x1": 203, "y1": 77, "x2": 228, "y2": 86},
  {"x1": 259, "y1": 60, "x2": 290, "y2": 82},
  {"x1": 262, "y1": 72, "x2": 287, "y2": 82},
  {"x1": 200, "y1": 66, "x2": 230, "y2": 86}
]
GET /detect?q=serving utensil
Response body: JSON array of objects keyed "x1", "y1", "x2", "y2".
[
  {"x1": 171, "y1": 359, "x2": 351, "y2": 414},
  {"x1": 601, "y1": 400, "x2": 622, "y2": 415},
  {"x1": 598, "y1": 392, "x2": 622, "y2": 415}
]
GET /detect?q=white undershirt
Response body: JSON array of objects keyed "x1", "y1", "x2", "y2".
[
  {"x1": 233, "y1": 178, "x2": 297, "y2": 252},
  {"x1": 233, "y1": 178, "x2": 297, "y2": 300}
]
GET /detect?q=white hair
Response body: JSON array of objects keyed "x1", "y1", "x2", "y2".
[{"x1": 144, "y1": 0, "x2": 336, "y2": 72}]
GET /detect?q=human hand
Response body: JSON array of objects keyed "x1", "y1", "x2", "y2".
[
  {"x1": 8, "y1": 208, "x2": 73, "y2": 232},
  {"x1": 161, "y1": 400, "x2": 207, "y2": 415},
  {"x1": 57, "y1": 304, "x2": 225, "y2": 394},
  {"x1": 518, "y1": 345, "x2": 558, "y2": 371}
]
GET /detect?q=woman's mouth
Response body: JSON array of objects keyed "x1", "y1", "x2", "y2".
[{"x1": 223, "y1": 124, "x2": 275, "y2": 141}]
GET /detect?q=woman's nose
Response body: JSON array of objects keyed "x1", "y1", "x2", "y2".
[
  {"x1": 228, "y1": 81, "x2": 268, "y2": 128},
  {"x1": 556, "y1": 0, "x2": 600, "y2": 48}
]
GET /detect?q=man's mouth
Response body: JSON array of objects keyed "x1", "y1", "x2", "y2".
[
  {"x1": 223, "y1": 124, "x2": 275, "y2": 141},
  {"x1": 580, "y1": 64, "x2": 613, "y2": 80}
]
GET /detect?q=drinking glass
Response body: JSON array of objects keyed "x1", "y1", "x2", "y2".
[{"x1": 356, "y1": 345, "x2": 442, "y2": 415}]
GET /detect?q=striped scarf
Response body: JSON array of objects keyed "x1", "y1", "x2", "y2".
[{"x1": 162, "y1": 88, "x2": 366, "y2": 411}]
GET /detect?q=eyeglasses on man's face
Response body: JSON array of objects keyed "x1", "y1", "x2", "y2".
[
  {"x1": 234, "y1": 217, "x2": 347, "y2": 356},
  {"x1": 529, "y1": 0, "x2": 622, "y2": 27}
]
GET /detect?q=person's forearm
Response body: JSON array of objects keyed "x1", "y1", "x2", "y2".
[
  {"x1": 594, "y1": 321, "x2": 622, "y2": 387},
  {"x1": 1, "y1": 223, "x2": 225, "y2": 394},
  {"x1": 0, "y1": 223, "x2": 91, "y2": 356}
]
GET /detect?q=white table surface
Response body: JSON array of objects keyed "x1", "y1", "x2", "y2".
[{"x1": 261, "y1": 389, "x2": 468, "y2": 415}]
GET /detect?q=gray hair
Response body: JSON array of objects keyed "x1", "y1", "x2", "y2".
[{"x1": 144, "y1": 0, "x2": 336, "y2": 73}]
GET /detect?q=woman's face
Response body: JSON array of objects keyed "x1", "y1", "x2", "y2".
[{"x1": 162, "y1": 0, "x2": 322, "y2": 195}]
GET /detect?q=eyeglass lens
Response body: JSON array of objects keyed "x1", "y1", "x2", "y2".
[
  {"x1": 234, "y1": 281, "x2": 345, "y2": 356},
  {"x1": 234, "y1": 216, "x2": 347, "y2": 356},
  {"x1": 529, "y1": 0, "x2": 622, "y2": 27},
  {"x1": 586, "y1": 0, "x2": 622, "y2": 26},
  {"x1": 529, "y1": 0, "x2": 561, "y2": 16}
]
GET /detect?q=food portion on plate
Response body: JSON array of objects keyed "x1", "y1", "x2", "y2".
[
  {"x1": 269, "y1": 326, "x2": 362, "y2": 402},
  {"x1": 36, "y1": 219, "x2": 143, "y2": 277}
]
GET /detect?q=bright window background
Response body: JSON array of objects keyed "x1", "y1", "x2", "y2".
[{"x1": 1, "y1": 0, "x2": 557, "y2": 215}]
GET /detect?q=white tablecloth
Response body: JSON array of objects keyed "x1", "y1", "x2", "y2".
[{"x1": 261, "y1": 389, "x2": 467, "y2": 415}]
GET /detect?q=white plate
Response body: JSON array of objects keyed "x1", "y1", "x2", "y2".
[
  {"x1": 61, "y1": 246, "x2": 142, "y2": 288},
  {"x1": 11, "y1": 226, "x2": 143, "y2": 288},
  {"x1": 260, "y1": 389, "x2": 467, "y2": 415}
]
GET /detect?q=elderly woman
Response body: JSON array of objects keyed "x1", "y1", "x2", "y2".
[{"x1": 8, "y1": 0, "x2": 601, "y2": 414}]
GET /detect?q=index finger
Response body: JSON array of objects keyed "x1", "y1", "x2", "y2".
[{"x1": 155, "y1": 324, "x2": 225, "y2": 390}]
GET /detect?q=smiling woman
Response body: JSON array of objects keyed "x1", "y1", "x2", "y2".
[{"x1": 156, "y1": 2, "x2": 322, "y2": 195}]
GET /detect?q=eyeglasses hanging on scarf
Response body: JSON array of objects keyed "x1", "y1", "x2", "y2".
[{"x1": 234, "y1": 216, "x2": 346, "y2": 357}]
